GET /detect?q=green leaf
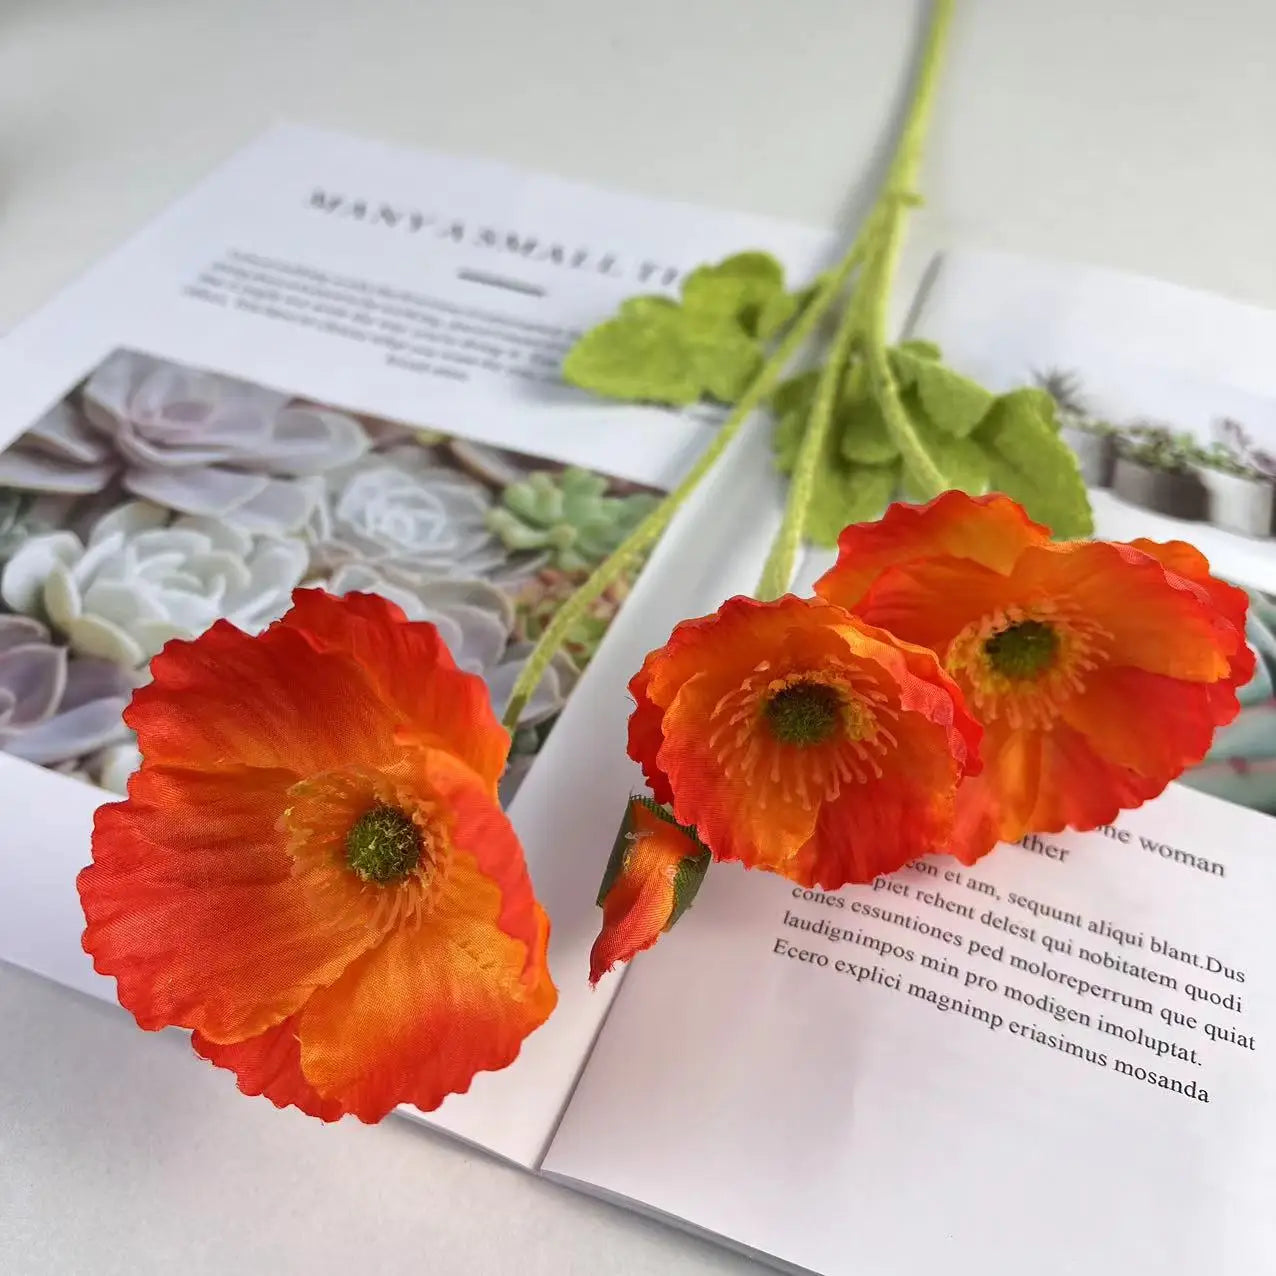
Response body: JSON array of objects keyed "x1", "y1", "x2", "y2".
[
  {"x1": 971, "y1": 389, "x2": 1094, "y2": 538},
  {"x1": 808, "y1": 460, "x2": 899, "y2": 546},
  {"x1": 771, "y1": 371, "x2": 820, "y2": 473},
  {"x1": 562, "y1": 313, "x2": 702, "y2": 405},
  {"x1": 839, "y1": 364, "x2": 899, "y2": 465},
  {"x1": 895, "y1": 338, "x2": 942, "y2": 361},
  {"x1": 772, "y1": 368, "x2": 901, "y2": 545},
  {"x1": 681, "y1": 251, "x2": 786, "y2": 336},
  {"x1": 755, "y1": 274, "x2": 824, "y2": 341},
  {"x1": 898, "y1": 394, "x2": 990, "y2": 500},
  {"x1": 889, "y1": 346, "x2": 994, "y2": 438},
  {"x1": 755, "y1": 290, "x2": 798, "y2": 341},
  {"x1": 684, "y1": 320, "x2": 763, "y2": 403},
  {"x1": 619, "y1": 295, "x2": 680, "y2": 319}
]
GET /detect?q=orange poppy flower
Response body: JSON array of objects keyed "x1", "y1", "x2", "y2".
[
  {"x1": 79, "y1": 590, "x2": 556, "y2": 1123},
  {"x1": 628, "y1": 594, "x2": 982, "y2": 888},
  {"x1": 815, "y1": 491, "x2": 1254, "y2": 863},
  {"x1": 589, "y1": 797, "x2": 710, "y2": 984}
]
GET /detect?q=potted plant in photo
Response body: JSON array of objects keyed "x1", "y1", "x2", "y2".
[
  {"x1": 1111, "y1": 423, "x2": 1208, "y2": 520},
  {"x1": 1191, "y1": 441, "x2": 1275, "y2": 540},
  {"x1": 1191, "y1": 418, "x2": 1276, "y2": 538},
  {"x1": 1034, "y1": 369, "x2": 1117, "y2": 487}
]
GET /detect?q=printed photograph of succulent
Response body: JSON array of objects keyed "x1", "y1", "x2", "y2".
[
  {"x1": 1036, "y1": 368, "x2": 1276, "y2": 540},
  {"x1": 0, "y1": 350, "x2": 661, "y2": 802}
]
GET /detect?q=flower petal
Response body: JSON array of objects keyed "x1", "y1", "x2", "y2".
[
  {"x1": 626, "y1": 654, "x2": 675, "y2": 806},
  {"x1": 192, "y1": 1016, "x2": 347, "y2": 1122},
  {"x1": 296, "y1": 856, "x2": 555, "y2": 1121},
  {"x1": 280, "y1": 590, "x2": 508, "y2": 790},
  {"x1": 1061, "y1": 664, "x2": 1240, "y2": 778},
  {"x1": 81, "y1": 765, "x2": 383, "y2": 1041},
  {"x1": 127, "y1": 618, "x2": 398, "y2": 775},
  {"x1": 815, "y1": 491, "x2": 1049, "y2": 611}
]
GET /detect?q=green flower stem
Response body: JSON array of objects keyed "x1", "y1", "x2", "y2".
[
  {"x1": 861, "y1": 0, "x2": 954, "y2": 500},
  {"x1": 499, "y1": 240, "x2": 866, "y2": 734},
  {"x1": 757, "y1": 0, "x2": 956, "y2": 591},
  {"x1": 500, "y1": 0, "x2": 956, "y2": 732},
  {"x1": 754, "y1": 292, "x2": 861, "y2": 601}
]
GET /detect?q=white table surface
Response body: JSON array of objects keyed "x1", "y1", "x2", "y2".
[{"x1": 3, "y1": 2, "x2": 1275, "y2": 1272}]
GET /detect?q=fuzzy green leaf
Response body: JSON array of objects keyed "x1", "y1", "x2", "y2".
[
  {"x1": 771, "y1": 371, "x2": 820, "y2": 473},
  {"x1": 563, "y1": 298, "x2": 763, "y2": 406},
  {"x1": 562, "y1": 313, "x2": 703, "y2": 405},
  {"x1": 755, "y1": 290, "x2": 798, "y2": 341},
  {"x1": 890, "y1": 346, "x2": 994, "y2": 438},
  {"x1": 755, "y1": 274, "x2": 824, "y2": 342},
  {"x1": 808, "y1": 460, "x2": 900, "y2": 545},
  {"x1": 895, "y1": 338, "x2": 942, "y2": 361},
  {"x1": 839, "y1": 365, "x2": 900, "y2": 465},
  {"x1": 619, "y1": 295, "x2": 680, "y2": 320},
  {"x1": 681, "y1": 251, "x2": 786, "y2": 336},
  {"x1": 971, "y1": 389, "x2": 1094, "y2": 537},
  {"x1": 684, "y1": 321, "x2": 763, "y2": 402},
  {"x1": 898, "y1": 395, "x2": 990, "y2": 500}
]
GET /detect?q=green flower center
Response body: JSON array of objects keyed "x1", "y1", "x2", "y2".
[
  {"x1": 984, "y1": 620, "x2": 1060, "y2": 681},
  {"x1": 765, "y1": 683, "x2": 843, "y2": 746},
  {"x1": 345, "y1": 803, "x2": 422, "y2": 884}
]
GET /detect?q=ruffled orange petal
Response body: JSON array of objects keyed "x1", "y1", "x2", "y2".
[
  {"x1": 1026, "y1": 725, "x2": 1166, "y2": 835},
  {"x1": 296, "y1": 857, "x2": 556, "y2": 1122},
  {"x1": 192, "y1": 1015, "x2": 347, "y2": 1123},
  {"x1": 794, "y1": 712, "x2": 964, "y2": 885},
  {"x1": 1011, "y1": 542, "x2": 1242, "y2": 681},
  {"x1": 947, "y1": 720, "x2": 1169, "y2": 864},
  {"x1": 1125, "y1": 540, "x2": 1256, "y2": 687},
  {"x1": 815, "y1": 491, "x2": 1049, "y2": 611},
  {"x1": 281, "y1": 590, "x2": 509, "y2": 790},
  {"x1": 129, "y1": 619, "x2": 396, "y2": 776},
  {"x1": 947, "y1": 723, "x2": 1043, "y2": 864},
  {"x1": 642, "y1": 596, "x2": 979, "y2": 885},
  {"x1": 849, "y1": 557, "x2": 1020, "y2": 658},
  {"x1": 1061, "y1": 664, "x2": 1241, "y2": 778},
  {"x1": 626, "y1": 656, "x2": 675, "y2": 807},
  {"x1": 589, "y1": 800, "x2": 707, "y2": 984},
  {"x1": 81, "y1": 765, "x2": 381, "y2": 1041}
]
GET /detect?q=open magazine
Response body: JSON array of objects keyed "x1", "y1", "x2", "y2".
[{"x1": 0, "y1": 127, "x2": 1272, "y2": 1274}]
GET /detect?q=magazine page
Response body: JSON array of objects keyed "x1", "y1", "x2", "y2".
[
  {"x1": 0, "y1": 123, "x2": 836, "y2": 1166},
  {"x1": 544, "y1": 786, "x2": 1276, "y2": 1275},
  {"x1": 543, "y1": 254, "x2": 1276, "y2": 1272}
]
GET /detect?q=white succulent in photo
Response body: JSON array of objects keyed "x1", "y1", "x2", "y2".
[
  {"x1": 0, "y1": 614, "x2": 141, "y2": 768},
  {"x1": 1, "y1": 500, "x2": 309, "y2": 667},
  {"x1": 312, "y1": 444, "x2": 509, "y2": 580},
  {"x1": 0, "y1": 351, "x2": 371, "y2": 534}
]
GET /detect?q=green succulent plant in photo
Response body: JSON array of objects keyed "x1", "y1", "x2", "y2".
[{"x1": 487, "y1": 467, "x2": 661, "y2": 572}]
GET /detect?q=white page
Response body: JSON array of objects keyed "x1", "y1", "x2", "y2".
[
  {"x1": 0, "y1": 123, "x2": 837, "y2": 1166},
  {"x1": 544, "y1": 784, "x2": 1276, "y2": 1274}
]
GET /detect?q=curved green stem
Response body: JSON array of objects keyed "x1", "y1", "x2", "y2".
[
  {"x1": 859, "y1": 0, "x2": 954, "y2": 499},
  {"x1": 754, "y1": 293, "x2": 860, "y2": 601},
  {"x1": 501, "y1": 0, "x2": 957, "y2": 731},
  {"x1": 753, "y1": 0, "x2": 956, "y2": 586},
  {"x1": 499, "y1": 239, "x2": 865, "y2": 733}
]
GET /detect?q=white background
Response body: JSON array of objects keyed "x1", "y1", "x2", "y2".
[{"x1": 3, "y1": 2, "x2": 1275, "y2": 1273}]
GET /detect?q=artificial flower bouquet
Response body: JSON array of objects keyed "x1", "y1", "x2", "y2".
[{"x1": 74, "y1": 0, "x2": 1251, "y2": 1121}]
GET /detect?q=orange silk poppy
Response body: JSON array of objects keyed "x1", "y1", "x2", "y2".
[
  {"x1": 79, "y1": 590, "x2": 556, "y2": 1123},
  {"x1": 627, "y1": 594, "x2": 982, "y2": 888},
  {"x1": 589, "y1": 797, "x2": 709, "y2": 985},
  {"x1": 815, "y1": 491, "x2": 1254, "y2": 863}
]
